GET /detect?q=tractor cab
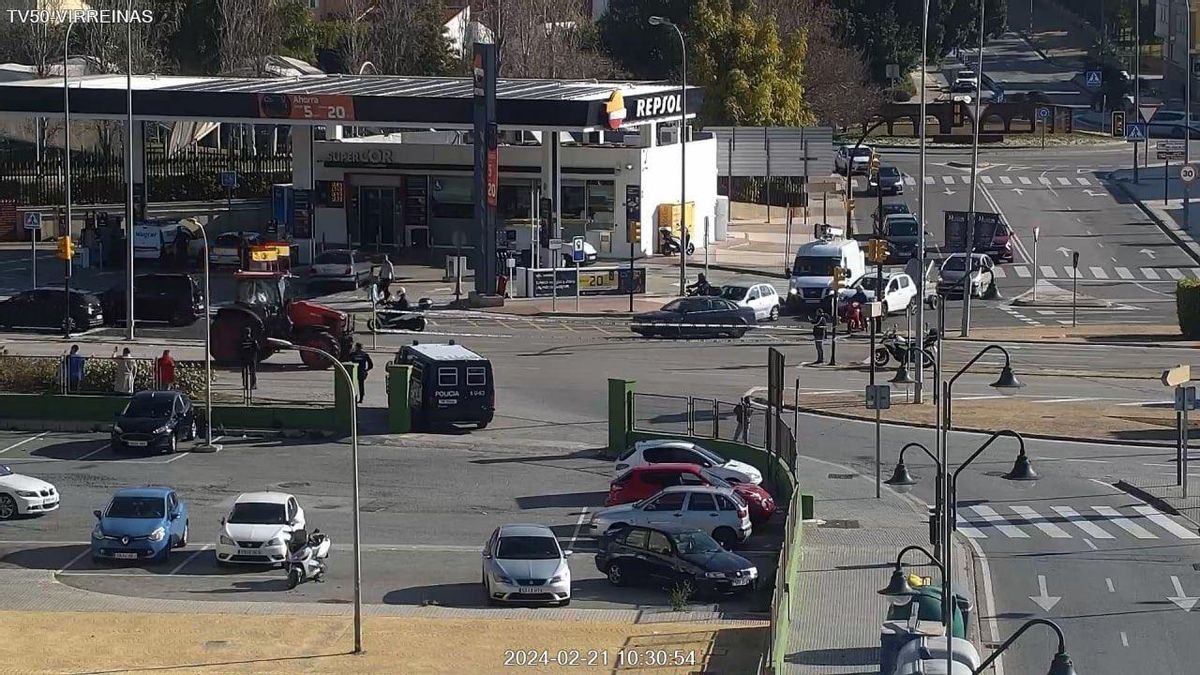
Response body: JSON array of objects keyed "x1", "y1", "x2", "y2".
[{"x1": 234, "y1": 271, "x2": 296, "y2": 310}]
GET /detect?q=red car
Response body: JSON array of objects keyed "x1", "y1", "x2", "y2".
[{"x1": 606, "y1": 463, "x2": 776, "y2": 524}]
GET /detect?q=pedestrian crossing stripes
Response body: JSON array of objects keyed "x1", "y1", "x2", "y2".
[
  {"x1": 992, "y1": 264, "x2": 1200, "y2": 282},
  {"x1": 957, "y1": 503, "x2": 1198, "y2": 541},
  {"x1": 852, "y1": 174, "x2": 1111, "y2": 191}
]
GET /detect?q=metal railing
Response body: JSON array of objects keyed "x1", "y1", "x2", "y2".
[{"x1": 631, "y1": 392, "x2": 795, "y2": 471}]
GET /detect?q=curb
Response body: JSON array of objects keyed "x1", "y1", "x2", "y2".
[{"x1": 1110, "y1": 177, "x2": 1200, "y2": 267}]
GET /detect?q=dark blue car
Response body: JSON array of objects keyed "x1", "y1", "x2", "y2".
[{"x1": 91, "y1": 487, "x2": 188, "y2": 563}]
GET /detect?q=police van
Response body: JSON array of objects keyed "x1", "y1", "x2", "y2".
[{"x1": 393, "y1": 341, "x2": 494, "y2": 430}]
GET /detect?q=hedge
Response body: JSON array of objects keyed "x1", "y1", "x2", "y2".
[
  {"x1": 1177, "y1": 279, "x2": 1200, "y2": 338},
  {"x1": 0, "y1": 355, "x2": 208, "y2": 401}
]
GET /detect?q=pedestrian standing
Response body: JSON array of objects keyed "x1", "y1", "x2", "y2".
[
  {"x1": 347, "y1": 342, "x2": 373, "y2": 404},
  {"x1": 66, "y1": 344, "x2": 85, "y2": 393},
  {"x1": 733, "y1": 397, "x2": 749, "y2": 442},
  {"x1": 114, "y1": 347, "x2": 135, "y2": 395},
  {"x1": 379, "y1": 254, "x2": 395, "y2": 302},
  {"x1": 812, "y1": 309, "x2": 828, "y2": 365},
  {"x1": 155, "y1": 349, "x2": 176, "y2": 390},
  {"x1": 239, "y1": 327, "x2": 259, "y2": 394}
]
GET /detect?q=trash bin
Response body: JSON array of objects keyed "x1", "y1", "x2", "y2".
[{"x1": 895, "y1": 636, "x2": 980, "y2": 672}]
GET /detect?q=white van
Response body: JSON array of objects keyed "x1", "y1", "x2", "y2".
[
  {"x1": 133, "y1": 219, "x2": 186, "y2": 261},
  {"x1": 785, "y1": 238, "x2": 866, "y2": 309}
]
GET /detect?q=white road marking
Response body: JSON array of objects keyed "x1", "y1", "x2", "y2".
[
  {"x1": 1168, "y1": 268, "x2": 1185, "y2": 280},
  {"x1": 925, "y1": 176, "x2": 935, "y2": 184},
  {"x1": 1040, "y1": 265, "x2": 1057, "y2": 278},
  {"x1": 1057, "y1": 177, "x2": 1071, "y2": 186},
  {"x1": 1077, "y1": 177, "x2": 1092, "y2": 186},
  {"x1": 956, "y1": 514, "x2": 987, "y2": 538},
  {"x1": 1010, "y1": 505, "x2": 1071, "y2": 538},
  {"x1": 1014, "y1": 265, "x2": 1031, "y2": 278},
  {"x1": 1050, "y1": 506, "x2": 1115, "y2": 539},
  {"x1": 1085, "y1": 539, "x2": 1098, "y2": 551},
  {"x1": 1132, "y1": 505, "x2": 1200, "y2": 539},
  {"x1": 962, "y1": 536, "x2": 1004, "y2": 675},
  {"x1": 1121, "y1": 632, "x2": 1129, "y2": 648},
  {"x1": 1106, "y1": 577, "x2": 1115, "y2": 592},
  {"x1": 1089, "y1": 267, "x2": 1108, "y2": 279},
  {"x1": 1031, "y1": 397, "x2": 1098, "y2": 404},
  {"x1": 1115, "y1": 267, "x2": 1134, "y2": 279},
  {"x1": 0, "y1": 432, "x2": 47, "y2": 455},
  {"x1": 57, "y1": 548, "x2": 90, "y2": 574},
  {"x1": 76, "y1": 443, "x2": 112, "y2": 461},
  {"x1": 1142, "y1": 268, "x2": 1160, "y2": 280},
  {"x1": 1000, "y1": 176, "x2": 1013, "y2": 185},
  {"x1": 992, "y1": 266, "x2": 1006, "y2": 278},
  {"x1": 967, "y1": 505, "x2": 1029, "y2": 538},
  {"x1": 942, "y1": 176, "x2": 955, "y2": 185},
  {"x1": 905, "y1": 176, "x2": 916, "y2": 186},
  {"x1": 570, "y1": 507, "x2": 590, "y2": 551},
  {"x1": 1019, "y1": 176, "x2": 1032, "y2": 185},
  {"x1": 981, "y1": 175, "x2": 993, "y2": 184},
  {"x1": 169, "y1": 544, "x2": 212, "y2": 575},
  {"x1": 1092, "y1": 505, "x2": 1156, "y2": 538},
  {"x1": 960, "y1": 175, "x2": 972, "y2": 184}
]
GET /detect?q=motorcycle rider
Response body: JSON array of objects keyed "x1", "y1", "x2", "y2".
[
  {"x1": 686, "y1": 273, "x2": 713, "y2": 296},
  {"x1": 392, "y1": 286, "x2": 411, "y2": 311}
]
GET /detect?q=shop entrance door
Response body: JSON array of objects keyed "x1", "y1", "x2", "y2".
[{"x1": 359, "y1": 186, "x2": 396, "y2": 250}]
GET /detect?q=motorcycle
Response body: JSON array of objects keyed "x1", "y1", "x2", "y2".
[
  {"x1": 659, "y1": 227, "x2": 696, "y2": 256},
  {"x1": 368, "y1": 296, "x2": 431, "y2": 332},
  {"x1": 873, "y1": 327, "x2": 938, "y2": 368},
  {"x1": 284, "y1": 529, "x2": 331, "y2": 589},
  {"x1": 841, "y1": 301, "x2": 866, "y2": 332},
  {"x1": 685, "y1": 284, "x2": 720, "y2": 297}
]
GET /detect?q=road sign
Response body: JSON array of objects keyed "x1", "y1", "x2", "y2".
[
  {"x1": 885, "y1": 63, "x2": 900, "y2": 80},
  {"x1": 865, "y1": 384, "x2": 891, "y2": 410},
  {"x1": 1125, "y1": 123, "x2": 1147, "y2": 142},
  {"x1": 22, "y1": 212, "x2": 41, "y2": 231},
  {"x1": 1140, "y1": 105, "x2": 1160, "y2": 123},
  {"x1": 1176, "y1": 386, "x2": 1197, "y2": 412},
  {"x1": 1111, "y1": 110, "x2": 1126, "y2": 137},
  {"x1": 1037, "y1": 107, "x2": 1051, "y2": 120},
  {"x1": 548, "y1": 237, "x2": 563, "y2": 251},
  {"x1": 1163, "y1": 365, "x2": 1191, "y2": 387},
  {"x1": 571, "y1": 236, "x2": 586, "y2": 263},
  {"x1": 1182, "y1": 165, "x2": 1199, "y2": 185},
  {"x1": 1085, "y1": 70, "x2": 1102, "y2": 88},
  {"x1": 1159, "y1": 151, "x2": 1187, "y2": 160},
  {"x1": 1159, "y1": 140, "x2": 1187, "y2": 150},
  {"x1": 219, "y1": 171, "x2": 238, "y2": 189}
]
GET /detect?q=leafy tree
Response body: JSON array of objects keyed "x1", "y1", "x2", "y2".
[
  {"x1": 597, "y1": 0, "x2": 692, "y2": 79},
  {"x1": 370, "y1": 0, "x2": 453, "y2": 75}
]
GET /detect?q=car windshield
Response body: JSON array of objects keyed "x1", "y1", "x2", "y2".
[
  {"x1": 888, "y1": 220, "x2": 918, "y2": 236},
  {"x1": 107, "y1": 496, "x2": 166, "y2": 519},
  {"x1": 228, "y1": 502, "x2": 288, "y2": 524},
  {"x1": 662, "y1": 299, "x2": 686, "y2": 311},
  {"x1": 214, "y1": 234, "x2": 240, "y2": 247},
  {"x1": 719, "y1": 286, "x2": 749, "y2": 301},
  {"x1": 856, "y1": 277, "x2": 882, "y2": 292},
  {"x1": 671, "y1": 531, "x2": 724, "y2": 555},
  {"x1": 792, "y1": 255, "x2": 838, "y2": 277},
  {"x1": 496, "y1": 535, "x2": 560, "y2": 560},
  {"x1": 942, "y1": 256, "x2": 967, "y2": 271},
  {"x1": 122, "y1": 396, "x2": 173, "y2": 419},
  {"x1": 850, "y1": 148, "x2": 872, "y2": 159},
  {"x1": 880, "y1": 167, "x2": 900, "y2": 177},
  {"x1": 692, "y1": 445, "x2": 727, "y2": 466},
  {"x1": 699, "y1": 468, "x2": 732, "y2": 489}
]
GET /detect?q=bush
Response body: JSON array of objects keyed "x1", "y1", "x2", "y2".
[
  {"x1": 1178, "y1": 279, "x2": 1200, "y2": 338},
  {"x1": 0, "y1": 355, "x2": 209, "y2": 401}
]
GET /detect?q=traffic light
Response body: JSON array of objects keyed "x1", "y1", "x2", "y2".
[
  {"x1": 627, "y1": 219, "x2": 642, "y2": 243},
  {"x1": 831, "y1": 266, "x2": 845, "y2": 292},
  {"x1": 868, "y1": 238, "x2": 889, "y2": 264},
  {"x1": 56, "y1": 235, "x2": 74, "y2": 261},
  {"x1": 1111, "y1": 110, "x2": 1126, "y2": 138}
]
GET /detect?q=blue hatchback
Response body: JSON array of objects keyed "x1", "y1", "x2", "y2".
[{"x1": 91, "y1": 487, "x2": 189, "y2": 563}]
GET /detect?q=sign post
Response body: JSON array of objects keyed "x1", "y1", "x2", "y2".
[
  {"x1": 1038, "y1": 107, "x2": 1050, "y2": 149},
  {"x1": 572, "y1": 236, "x2": 585, "y2": 312},
  {"x1": 548, "y1": 238, "x2": 562, "y2": 312},
  {"x1": 220, "y1": 171, "x2": 238, "y2": 221},
  {"x1": 23, "y1": 211, "x2": 41, "y2": 289},
  {"x1": 865, "y1": 383, "x2": 891, "y2": 499},
  {"x1": 1032, "y1": 226, "x2": 1040, "y2": 302},
  {"x1": 1071, "y1": 250, "x2": 1079, "y2": 327}
]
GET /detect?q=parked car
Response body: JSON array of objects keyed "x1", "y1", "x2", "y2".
[
  {"x1": 606, "y1": 463, "x2": 776, "y2": 524},
  {"x1": 0, "y1": 288, "x2": 104, "y2": 332},
  {"x1": 834, "y1": 144, "x2": 874, "y2": 175},
  {"x1": 588, "y1": 485, "x2": 752, "y2": 550},
  {"x1": 595, "y1": 525, "x2": 758, "y2": 595},
  {"x1": 111, "y1": 391, "x2": 198, "y2": 455},
  {"x1": 719, "y1": 282, "x2": 781, "y2": 321},
  {"x1": 1147, "y1": 110, "x2": 1200, "y2": 138},
  {"x1": 874, "y1": 202, "x2": 911, "y2": 226},
  {"x1": 830, "y1": 272, "x2": 918, "y2": 316},
  {"x1": 631, "y1": 297, "x2": 756, "y2": 339},
  {"x1": 90, "y1": 486, "x2": 188, "y2": 563},
  {"x1": 937, "y1": 253, "x2": 995, "y2": 299},
  {"x1": 216, "y1": 492, "x2": 306, "y2": 566},
  {"x1": 0, "y1": 465, "x2": 58, "y2": 520},
  {"x1": 869, "y1": 165, "x2": 904, "y2": 195},
  {"x1": 309, "y1": 249, "x2": 374, "y2": 287},
  {"x1": 102, "y1": 273, "x2": 206, "y2": 326},
  {"x1": 481, "y1": 523, "x2": 572, "y2": 606},
  {"x1": 209, "y1": 231, "x2": 260, "y2": 266},
  {"x1": 616, "y1": 439, "x2": 763, "y2": 485},
  {"x1": 950, "y1": 79, "x2": 977, "y2": 94}
]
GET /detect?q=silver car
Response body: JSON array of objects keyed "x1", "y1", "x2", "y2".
[
  {"x1": 937, "y1": 253, "x2": 995, "y2": 298},
  {"x1": 480, "y1": 524, "x2": 572, "y2": 606},
  {"x1": 588, "y1": 485, "x2": 752, "y2": 550}
]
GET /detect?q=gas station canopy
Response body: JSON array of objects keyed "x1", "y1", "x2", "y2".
[{"x1": 0, "y1": 74, "x2": 704, "y2": 131}]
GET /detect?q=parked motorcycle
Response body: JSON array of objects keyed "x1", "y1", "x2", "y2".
[
  {"x1": 659, "y1": 227, "x2": 695, "y2": 256},
  {"x1": 873, "y1": 327, "x2": 938, "y2": 368},
  {"x1": 284, "y1": 529, "x2": 331, "y2": 589}
]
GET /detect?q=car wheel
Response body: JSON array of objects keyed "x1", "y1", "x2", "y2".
[
  {"x1": 0, "y1": 494, "x2": 18, "y2": 520},
  {"x1": 768, "y1": 305, "x2": 780, "y2": 322},
  {"x1": 713, "y1": 527, "x2": 737, "y2": 550},
  {"x1": 158, "y1": 545, "x2": 172, "y2": 565},
  {"x1": 606, "y1": 561, "x2": 626, "y2": 587},
  {"x1": 179, "y1": 521, "x2": 189, "y2": 548},
  {"x1": 476, "y1": 421, "x2": 488, "y2": 429}
]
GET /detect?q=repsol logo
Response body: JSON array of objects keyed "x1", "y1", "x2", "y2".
[
  {"x1": 634, "y1": 94, "x2": 683, "y2": 118},
  {"x1": 323, "y1": 148, "x2": 394, "y2": 164}
]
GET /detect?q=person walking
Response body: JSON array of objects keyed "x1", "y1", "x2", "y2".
[
  {"x1": 238, "y1": 327, "x2": 259, "y2": 395},
  {"x1": 811, "y1": 309, "x2": 829, "y2": 365},
  {"x1": 733, "y1": 396, "x2": 750, "y2": 442},
  {"x1": 66, "y1": 344, "x2": 85, "y2": 393},
  {"x1": 113, "y1": 348, "x2": 136, "y2": 395},
  {"x1": 155, "y1": 349, "x2": 176, "y2": 390},
  {"x1": 347, "y1": 343, "x2": 373, "y2": 404},
  {"x1": 379, "y1": 255, "x2": 395, "y2": 302}
]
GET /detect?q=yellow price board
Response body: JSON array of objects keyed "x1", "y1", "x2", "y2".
[
  {"x1": 579, "y1": 271, "x2": 618, "y2": 291},
  {"x1": 250, "y1": 246, "x2": 279, "y2": 262}
]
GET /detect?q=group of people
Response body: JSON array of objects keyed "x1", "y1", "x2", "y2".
[{"x1": 63, "y1": 344, "x2": 177, "y2": 394}]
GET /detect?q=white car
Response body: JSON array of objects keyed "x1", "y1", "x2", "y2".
[
  {"x1": 719, "y1": 282, "x2": 781, "y2": 321},
  {"x1": 831, "y1": 273, "x2": 918, "y2": 316},
  {"x1": 310, "y1": 249, "x2": 374, "y2": 287},
  {"x1": 481, "y1": 523, "x2": 572, "y2": 606},
  {"x1": 0, "y1": 465, "x2": 58, "y2": 520},
  {"x1": 588, "y1": 485, "x2": 752, "y2": 549},
  {"x1": 216, "y1": 492, "x2": 306, "y2": 566},
  {"x1": 614, "y1": 439, "x2": 763, "y2": 485},
  {"x1": 937, "y1": 253, "x2": 995, "y2": 298},
  {"x1": 834, "y1": 144, "x2": 874, "y2": 175},
  {"x1": 209, "y1": 232, "x2": 261, "y2": 266}
]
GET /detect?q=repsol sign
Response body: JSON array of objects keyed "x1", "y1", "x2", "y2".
[
  {"x1": 632, "y1": 93, "x2": 683, "y2": 119},
  {"x1": 322, "y1": 148, "x2": 395, "y2": 165}
]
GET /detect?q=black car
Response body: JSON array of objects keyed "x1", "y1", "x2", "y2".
[
  {"x1": 0, "y1": 288, "x2": 104, "y2": 332},
  {"x1": 102, "y1": 273, "x2": 206, "y2": 326},
  {"x1": 112, "y1": 391, "x2": 197, "y2": 454},
  {"x1": 632, "y1": 298, "x2": 756, "y2": 339},
  {"x1": 595, "y1": 525, "x2": 758, "y2": 596},
  {"x1": 869, "y1": 165, "x2": 904, "y2": 195}
]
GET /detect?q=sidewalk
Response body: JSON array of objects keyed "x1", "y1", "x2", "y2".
[
  {"x1": 1111, "y1": 166, "x2": 1200, "y2": 265},
  {"x1": 781, "y1": 455, "x2": 976, "y2": 673}
]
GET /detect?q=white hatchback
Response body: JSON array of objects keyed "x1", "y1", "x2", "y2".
[
  {"x1": 719, "y1": 282, "x2": 781, "y2": 321},
  {"x1": 614, "y1": 439, "x2": 763, "y2": 485},
  {"x1": 0, "y1": 465, "x2": 58, "y2": 520},
  {"x1": 481, "y1": 523, "x2": 572, "y2": 606},
  {"x1": 588, "y1": 485, "x2": 752, "y2": 549},
  {"x1": 216, "y1": 492, "x2": 306, "y2": 566}
]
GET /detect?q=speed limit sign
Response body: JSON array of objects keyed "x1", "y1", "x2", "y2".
[{"x1": 1182, "y1": 164, "x2": 1199, "y2": 185}]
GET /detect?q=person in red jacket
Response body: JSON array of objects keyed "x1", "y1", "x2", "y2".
[{"x1": 155, "y1": 349, "x2": 176, "y2": 390}]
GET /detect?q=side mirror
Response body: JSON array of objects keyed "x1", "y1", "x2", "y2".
[
  {"x1": 93, "y1": 509, "x2": 102, "y2": 519},
  {"x1": 481, "y1": 551, "x2": 492, "y2": 559},
  {"x1": 169, "y1": 512, "x2": 179, "y2": 521},
  {"x1": 563, "y1": 550, "x2": 574, "y2": 557}
]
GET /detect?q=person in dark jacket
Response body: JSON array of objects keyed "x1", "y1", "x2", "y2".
[
  {"x1": 811, "y1": 309, "x2": 829, "y2": 365},
  {"x1": 238, "y1": 327, "x2": 259, "y2": 392},
  {"x1": 347, "y1": 342, "x2": 373, "y2": 404}
]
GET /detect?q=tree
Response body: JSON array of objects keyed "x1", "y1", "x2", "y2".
[
  {"x1": 472, "y1": 0, "x2": 618, "y2": 79},
  {"x1": 369, "y1": 0, "x2": 452, "y2": 75},
  {"x1": 597, "y1": 0, "x2": 691, "y2": 79},
  {"x1": 217, "y1": 0, "x2": 322, "y2": 76}
]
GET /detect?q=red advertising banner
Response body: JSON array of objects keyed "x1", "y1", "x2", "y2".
[
  {"x1": 258, "y1": 94, "x2": 355, "y2": 121},
  {"x1": 486, "y1": 147, "x2": 499, "y2": 208}
]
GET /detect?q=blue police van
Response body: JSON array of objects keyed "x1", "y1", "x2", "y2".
[{"x1": 394, "y1": 341, "x2": 495, "y2": 430}]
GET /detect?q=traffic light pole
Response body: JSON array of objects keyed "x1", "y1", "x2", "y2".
[{"x1": 62, "y1": 242, "x2": 72, "y2": 339}]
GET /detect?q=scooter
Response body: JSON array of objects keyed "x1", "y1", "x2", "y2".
[
  {"x1": 685, "y1": 284, "x2": 720, "y2": 297},
  {"x1": 368, "y1": 297, "x2": 431, "y2": 332},
  {"x1": 659, "y1": 227, "x2": 695, "y2": 256},
  {"x1": 284, "y1": 529, "x2": 331, "y2": 589},
  {"x1": 873, "y1": 328, "x2": 938, "y2": 368}
]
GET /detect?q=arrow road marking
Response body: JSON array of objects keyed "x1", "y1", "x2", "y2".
[
  {"x1": 1030, "y1": 574, "x2": 1061, "y2": 612},
  {"x1": 1057, "y1": 246, "x2": 1071, "y2": 257},
  {"x1": 1083, "y1": 189, "x2": 1106, "y2": 197},
  {"x1": 1011, "y1": 187, "x2": 1024, "y2": 195},
  {"x1": 1140, "y1": 248, "x2": 1157, "y2": 259},
  {"x1": 1168, "y1": 575, "x2": 1198, "y2": 612},
  {"x1": 944, "y1": 188, "x2": 956, "y2": 195}
]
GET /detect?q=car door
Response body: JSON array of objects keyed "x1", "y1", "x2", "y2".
[
  {"x1": 884, "y1": 277, "x2": 900, "y2": 311},
  {"x1": 677, "y1": 298, "x2": 711, "y2": 336},
  {"x1": 0, "y1": 292, "x2": 31, "y2": 327},
  {"x1": 289, "y1": 496, "x2": 306, "y2": 530},
  {"x1": 32, "y1": 289, "x2": 61, "y2": 328},
  {"x1": 643, "y1": 529, "x2": 678, "y2": 584},
  {"x1": 616, "y1": 527, "x2": 650, "y2": 580},
  {"x1": 166, "y1": 492, "x2": 183, "y2": 539},
  {"x1": 638, "y1": 491, "x2": 686, "y2": 527},
  {"x1": 686, "y1": 491, "x2": 722, "y2": 533},
  {"x1": 743, "y1": 286, "x2": 762, "y2": 318}
]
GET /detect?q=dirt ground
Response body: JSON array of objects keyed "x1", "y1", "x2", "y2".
[{"x1": 0, "y1": 611, "x2": 767, "y2": 675}]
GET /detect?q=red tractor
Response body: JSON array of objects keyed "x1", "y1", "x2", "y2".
[{"x1": 210, "y1": 271, "x2": 355, "y2": 370}]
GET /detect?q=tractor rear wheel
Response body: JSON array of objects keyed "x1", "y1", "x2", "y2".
[{"x1": 298, "y1": 332, "x2": 339, "y2": 370}]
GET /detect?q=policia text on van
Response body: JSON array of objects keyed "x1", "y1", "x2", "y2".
[{"x1": 393, "y1": 342, "x2": 495, "y2": 430}]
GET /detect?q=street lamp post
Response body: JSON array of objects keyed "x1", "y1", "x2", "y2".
[
  {"x1": 192, "y1": 222, "x2": 221, "y2": 454},
  {"x1": 125, "y1": 0, "x2": 136, "y2": 341},
  {"x1": 63, "y1": 20, "x2": 76, "y2": 279},
  {"x1": 885, "y1": 442, "x2": 943, "y2": 560},
  {"x1": 963, "y1": 0, "x2": 987, "y2": 336},
  {"x1": 972, "y1": 618, "x2": 1077, "y2": 675},
  {"x1": 267, "y1": 337, "x2": 362, "y2": 655},
  {"x1": 648, "y1": 15, "x2": 689, "y2": 295},
  {"x1": 915, "y1": 0, "x2": 931, "y2": 402},
  {"x1": 1185, "y1": 0, "x2": 1193, "y2": 232}
]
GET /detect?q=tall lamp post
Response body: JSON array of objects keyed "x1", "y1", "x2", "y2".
[
  {"x1": 884, "y1": 442, "x2": 943, "y2": 560},
  {"x1": 973, "y1": 619, "x2": 1077, "y2": 675},
  {"x1": 267, "y1": 337, "x2": 362, "y2": 654},
  {"x1": 648, "y1": 15, "x2": 689, "y2": 295},
  {"x1": 915, "y1": 0, "x2": 931, "y2": 402},
  {"x1": 963, "y1": 0, "x2": 987, "y2": 336},
  {"x1": 125, "y1": 0, "x2": 136, "y2": 341},
  {"x1": 63, "y1": 19, "x2": 77, "y2": 272},
  {"x1": 1185, "y1": 0, "x2": 1193, "y2": 232},
  {"x1": 192, "y1": 222, "x2": 221, "y2": 454}
]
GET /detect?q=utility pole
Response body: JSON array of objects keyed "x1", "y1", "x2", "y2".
[
  {"x1": 915, "y1": 0, "x2": 930, "y2": 403},
  {"x1": 1186, "y1": 0, "x2": 1193, "y2": 232},
  {"x1": 1134, "y1": 0, "x2": 1141, "y2": 183},
  {"x1": 963, "y1": 0, "x2": 986, "y2": 337}
]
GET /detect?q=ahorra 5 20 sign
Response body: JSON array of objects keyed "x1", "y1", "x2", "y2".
[{"x1": 258, "y1": 94, "x2": 356, "y2": 121}]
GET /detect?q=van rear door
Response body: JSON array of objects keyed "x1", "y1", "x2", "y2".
[{"x1": 133, "y1": 225, "x2": 162, "y2": 260}]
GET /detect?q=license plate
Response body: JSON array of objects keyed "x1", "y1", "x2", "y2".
[
  {"x1": 438, "y1": 399, "x2": 457, "y2": 406},
  {"x1": 517, "y1": 586, "x2": 543, "y2": 594},
  {"x1": 126, "y1": 440, "x2": 147, "y2": 447},
  {"x1": 236, "y1": 549, "x2": 261, "y2": 556},
  {"x1": 112, "y1": 552, "x2": 138, "y2": 560},
  {"x1": 732, "y1": 577, "x2": 750, "y2": 586}
]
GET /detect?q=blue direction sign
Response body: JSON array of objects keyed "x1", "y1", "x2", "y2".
[
  {"x1": 1125, "y1": 122, "x2": 1147, "y2": 143},
  {"x1": 571, "y1": 236, "x2": 586, "y2": 263},
  {"x1": 1037, "y1": 107, "x2": 1051, "y2": 120},
  {"x1": 1085, "y1": 70, "x2": 1102, "y2": 88},
  {"x1": 219, "y1": 171, "x2": 238, "y2": 189}
]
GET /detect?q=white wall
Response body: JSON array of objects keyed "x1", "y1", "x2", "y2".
[{"x1": 638, "y1": 136, "x2": 718, "y2": 256}]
